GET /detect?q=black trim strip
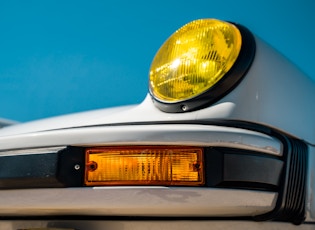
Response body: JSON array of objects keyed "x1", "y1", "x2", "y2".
[
  {"x1": 0, "y1": 147, "x2": 84, "y2": 189},
  {"x1": 205, "y1": 147, "x2": 283, "y2": 191},
  {"x1": 23, "y1": 119, "x2": 276, "y2": 135},
  {"x1": 0, "y1": 152, "x2": 62, "y2": 189}
]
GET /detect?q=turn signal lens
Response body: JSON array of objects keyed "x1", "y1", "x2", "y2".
[
  {"x1": 85, "y1": 146, "x2": 204, "y2": 186},
  {"x1": 149, "y1": 19, "x2": 242, "y2": 103}
]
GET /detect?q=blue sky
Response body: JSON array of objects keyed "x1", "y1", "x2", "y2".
[{"x1": 0, "y1": 0, "x2": 314, "y2": 122}]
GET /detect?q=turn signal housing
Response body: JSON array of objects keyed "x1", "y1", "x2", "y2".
[{"x1": 85, "y1": 146, "x2": 204, "y2": 186}]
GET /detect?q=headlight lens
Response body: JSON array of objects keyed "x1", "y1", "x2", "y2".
[
  {"x1": 149, "y1": 19, "x2": 255, "y2": 112},
  {"x1": 150, "y1": 19, "x2": 242, "y2": 102}
]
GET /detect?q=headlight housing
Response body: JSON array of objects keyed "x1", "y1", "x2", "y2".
[{"x1": 149, "y1": 19, "x2": 255, "y2": 112}]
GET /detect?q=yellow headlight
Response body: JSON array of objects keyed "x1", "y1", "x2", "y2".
[{"x1": 149, "y1": 19, "x2": 255, "y2": 112}]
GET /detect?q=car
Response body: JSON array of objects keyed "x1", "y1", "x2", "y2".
[{"x1": 0, "y1": 18, "x2": 314, "y2": 230}]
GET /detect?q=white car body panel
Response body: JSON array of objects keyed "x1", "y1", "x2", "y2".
[
  {"x1": 0, "y1": 24, "x2": 313, "y2": 229},
  {"x1": 0, "y1": 124, "x2": 282, "y2": 155}
]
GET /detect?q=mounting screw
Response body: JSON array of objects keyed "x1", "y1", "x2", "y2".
[
  {"x1": 181, "y1": 105, "x2": 187, "y2": 111},
  {"x1": 74, "y1": 164, "x2": 81, "y2": 170}
]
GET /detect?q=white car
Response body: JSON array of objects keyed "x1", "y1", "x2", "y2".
[{"x1": 0, "y1": 18, "x2": 314, "y2": 230}]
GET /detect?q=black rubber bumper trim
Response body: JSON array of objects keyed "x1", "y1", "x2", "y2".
[
  {"x1": 205, "y1": 147, "x2": 283, "y2": 191},
  {"x1": 254, "y1": 138, "x2": 307, "y2": 224},
  {"x1": 0, "y1": 147, "x2": 85, "y2": 189}
]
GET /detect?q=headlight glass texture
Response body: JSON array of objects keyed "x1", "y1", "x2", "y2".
[{"x1": 149, "y1": 19, "x2": 242, "y2": 103}]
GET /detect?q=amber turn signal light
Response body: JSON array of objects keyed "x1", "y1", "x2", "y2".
[{"x1": 85, "y1": 146, "x2": 204, "y2": 186}]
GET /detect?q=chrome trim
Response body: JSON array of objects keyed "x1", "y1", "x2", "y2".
[{"x1": 0, "y1": 187, "x2": 277, "y2": 217}]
